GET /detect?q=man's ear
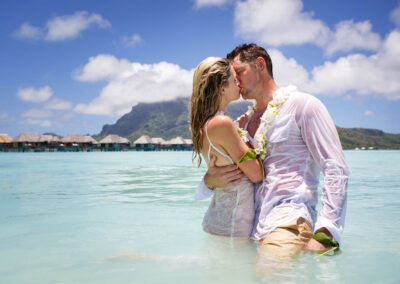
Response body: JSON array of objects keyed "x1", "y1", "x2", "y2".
[{"x1": 256, "y1": 57, "x2": 266, "y2": 72}]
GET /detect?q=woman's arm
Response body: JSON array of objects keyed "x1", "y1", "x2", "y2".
[{"x1": 207, "y1": 115, "x2": 263, "y2": 183}]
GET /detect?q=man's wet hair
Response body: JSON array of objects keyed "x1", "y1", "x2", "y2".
[{"x1": 227, "y1": 43, "x2": 273, "y2": 78}]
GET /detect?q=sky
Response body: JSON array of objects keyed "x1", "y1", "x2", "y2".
[{"x1": 1, "y1": 0, "x2": 400, "y2": 138}]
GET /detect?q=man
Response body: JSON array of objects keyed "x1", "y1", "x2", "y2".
[{"x1": 196, "y1": 43, "x2": 348, "y2": 257}]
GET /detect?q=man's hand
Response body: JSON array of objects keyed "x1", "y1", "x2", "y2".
[
  {"x1": 236, "y1": 114, "x2": 249, "y2": 129},
  {"x1": 204, "y1": 155, "x2": 244, "y2": 189},
  {"x1": 304, "y1": 238, "x2": 331, "y2": 252},
  {"x1": 304, "y1": 227, "x2": 333, "y2": 252}
]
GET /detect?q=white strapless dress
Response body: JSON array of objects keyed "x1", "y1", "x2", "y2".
[{"x1": 202, "y1": 176, "x2": 255, "y2": 238}]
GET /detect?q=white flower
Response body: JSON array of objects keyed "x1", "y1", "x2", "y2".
[{"x1": 237, "y1": 86, "x2": 292, "y2": 160}]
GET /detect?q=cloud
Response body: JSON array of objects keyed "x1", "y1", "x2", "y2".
[
  {"x1": 17, "y1": 86, "x2": 53, "y2": 103},
  {"x1": 235, "y1": 0, "x2": 329, "y2": 46},
  {"x1": 259, "y1": 30, "x2": 400, "y2": 101},
  {"x1": 364, "y1": 110, "x2": 374, "y2": 116},
  {"x1": 44, "y1": 97, "x2": 72, "y2": 110},
  {"x1": 12, "y1": 22, "x2": 44, "y2": 40},
  {"x1": 13, "y1": 11, "x2": 110, "y2": 41},
  {"x1": 21, "y1": 118, "x2": 52, "y2": 127},
  {"x1": 325, "y1": 20, "x2": 381, "y2": 56},
  {"x1": 73, "y1": 54, "x2": 194, "y2": 116},
  {"x1": 234, "y1": 0, "x2": 381, "y2": 56},
  {"x1": 21, "y1": 108, "x2": 53, "y2": 118},
  {"x1": 45, "y1": 11, "x2": 110, "y2": 41},
  {"x1": 390, "y1": 4, "x2": 400, "y2": 27},
  {"x1": 195, "y1": 0, "x2": 231, "y2": 8},
  {"x1": 268, "y1": 49, "x2": 309, "y2": 87},
  {"x1": 304, "y1": 30, "x2": 400, "y2": 100},
  {"x1": 121, "y1": 34, "x2": 143, "y2": 47}
]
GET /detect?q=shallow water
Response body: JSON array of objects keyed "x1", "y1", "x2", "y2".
[{"x1": 0, "y1": 151, "x2": 399, "y2": 283}]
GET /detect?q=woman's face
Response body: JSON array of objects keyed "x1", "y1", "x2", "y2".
[{"x1": 221, "y1": 65, "x2": 240, "y2": 103}]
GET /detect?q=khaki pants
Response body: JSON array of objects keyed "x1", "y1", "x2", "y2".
[{"x1": 259, "y1": 217, "x2": 313, "y2": 259}]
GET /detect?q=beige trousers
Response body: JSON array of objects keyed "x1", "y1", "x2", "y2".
[{"x1": 259, "y1": 217, "x2": 313, "y2": 258}]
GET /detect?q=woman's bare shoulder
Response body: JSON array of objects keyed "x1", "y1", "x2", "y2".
[
  {"x1": 207, "y1": 115, "x2": 235, "y2": 130},
  {"x1": 206, "y1": 115, "x2": 236, "y2": 139}
]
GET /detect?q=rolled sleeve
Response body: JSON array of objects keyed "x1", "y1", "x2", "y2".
[
  {"x1": 300, "y1": 96, "x2": 349, "y2": 244},
  {"x1": 194, "y1": 178, "x2": 213, "y2": 200}
]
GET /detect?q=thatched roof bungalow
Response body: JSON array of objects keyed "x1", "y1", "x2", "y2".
[
  {"x1": 134, "y1": 135, "x2": 151, "y2": 145},
  {"x1": 13, "y1": 132, "x2": 41, "y2": 143},
  {"x1": 39, "y1": 135, "x2": 60, "y2": 143},
  {"x1": 99, "y1": 135, "x2": 130, "y2": 150},
  {"x1": 150, "y1": 137, "x2": 165, "y2": 149},
  {"x1": 133, "y1": 135, "x2": 153, "y2": 150},
  {"x1": 0, "y1": 134, "x2": 12, "y2": 143},
  {"x1": 61, "y1": 134, "x2": 98, "y2": 149},
  {"x1": 99, "y1": 134, "x2": 130, "y2": 144}
]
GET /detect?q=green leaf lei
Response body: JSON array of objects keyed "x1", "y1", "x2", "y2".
[{"x1": 312, "y1": 231, "x2": 340, "y2": 258}]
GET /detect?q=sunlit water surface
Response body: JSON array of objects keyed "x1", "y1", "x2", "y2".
[{"x1": 0, "y1": 151, "x2": 399, "y2": 283}]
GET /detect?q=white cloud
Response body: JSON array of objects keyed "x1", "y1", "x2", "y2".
[
  {"x1": 234, "y1": 0, "x2": 382, "y2": 56},
  {"x1": 73, "y1": 54, "x2": 133, "y2": 82},
  {"x1": 17, "y1": 86, "x2": 53, "y2": 103},
  {"x1": 304, "y1": 30, "x2": 400, "y2": 100},
  {"x1": 12, "y1": 22, "x2": 44, "y2": 40},
  {"x1": 268, "y1": 49, "x2": 309, "y2": 87},
  {"x1": 44, "y1": 97, "x2": 72, "y2": 110},
  {"x1": 235, "y1": 0, "x2": 329, "y2": 46},
  {"x1": 195, "y1": 0, "x2": 231, "y2": 8},
  {"x1": 13, "y1": 11, "x2": 110, "y2": 41},
  {"x1": 45, "y1": 11, "x2": 110, "y2": 41},
  {"x1": 390, "y1": 4, "x2": 400, "y2": 27},
  {"x1": 364, "y1": 110, "x2": 374, "y2": 116},
  {"x1": 121, "y1": 34, "x2": 143, "y2": 47},
  {"x1": 325, "y1": 20, "x2": 381, "y2": 56},
  {"x1": 22, "y1": 118, "x2": 52, "y2": 127},
  {"x1": 21, "y1": 108, "x2": 53, "y2": 118},
  {"x1": 73, "y1": 55, "x2": 194, "y2": 116},
  {"x1": 258, "y1": 30, "x2": 400, "y2": 101}
]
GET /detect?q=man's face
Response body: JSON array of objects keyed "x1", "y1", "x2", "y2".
[{"x1": 231, "y1": 56, "x2": 258, "y2": 100}]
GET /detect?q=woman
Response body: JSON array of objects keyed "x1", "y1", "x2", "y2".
[{"x1": 190, "y1": 57, "x2": 263, "y2": 238}]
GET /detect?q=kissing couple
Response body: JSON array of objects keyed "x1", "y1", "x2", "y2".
[{"x1": 190, "y1": 43, "x2": 348, "y2": 258}]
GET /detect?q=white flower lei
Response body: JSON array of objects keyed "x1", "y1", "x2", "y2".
[{"x1": 235, "y1": 85, "x2": 295, "y2": 160}]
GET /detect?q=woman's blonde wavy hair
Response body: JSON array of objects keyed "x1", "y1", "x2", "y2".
[{"x1": 190, "y1": 57, "x2": 231, "y2": 167}]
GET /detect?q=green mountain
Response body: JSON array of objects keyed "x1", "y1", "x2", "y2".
[{"x1": 98, "y1": 97, "x2": 400, "y2": 149}]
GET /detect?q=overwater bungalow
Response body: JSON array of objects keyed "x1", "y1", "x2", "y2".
[
  {"x1": 12, "y1": 132, "x2": 41, "y2": 151},
  {"x1": 99, "y1": 135, "x2": 130, "y2": 151},
  {"x1": 165, "y1": 136, "x2": 186, "y2": 150},
  {"x1": 0, "y1": 134, "x2": 12, "y2": 151},
  {"x1": 150, "y1": 137, "x2": 166, "y2": 150},
  {"x1": 184, "y1": 139, "x2": 193, "y2": 150},
  {"x1": 61, "y1": 134, "x2": 99, "y2": 151},
  {"x1": 133, "y1": 135, "x2": 153, "y2": 151},
  {"x1": 39, "y1": 135, "x2": 61, "y2": 151}
]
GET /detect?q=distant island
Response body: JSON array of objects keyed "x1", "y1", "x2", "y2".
[{"x1": 97, "y1": 97, "x2": 400, "y2": 150}]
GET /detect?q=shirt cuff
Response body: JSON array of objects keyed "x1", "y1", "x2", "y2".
[
  {"x1": 314, "y1": 216, "x2": 343, "y2": 244},
  {"x1": 194, "y1": 178, "x2": 213, "y2": 200}
]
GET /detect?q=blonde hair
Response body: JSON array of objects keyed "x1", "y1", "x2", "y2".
[{"x1": 190, "y1": 57, "x2": 231, "y2": 167}]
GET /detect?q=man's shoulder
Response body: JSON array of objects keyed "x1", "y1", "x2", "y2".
[{"x1": 290, "y1": 89, "x2": 321, "y2": 106}]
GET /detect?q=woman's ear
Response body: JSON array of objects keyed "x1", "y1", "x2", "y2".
[{"x1": 219, "y1": 84, "x2": 225, "y2": 96}]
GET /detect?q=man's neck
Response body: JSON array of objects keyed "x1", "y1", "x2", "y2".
[{"x1": 254, "y1": 80, "x2": 279, "y2": 112}]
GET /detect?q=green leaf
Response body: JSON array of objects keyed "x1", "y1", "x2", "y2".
[
  {"x1": 314, "y1": 246, "x2": 339, "y2": 258},
  {"x1": 237, "y1": 148, "x2": 257, "y2": 167},
  {"x1": 312, "y1": 231, "x2": 339, "y2": 247}
]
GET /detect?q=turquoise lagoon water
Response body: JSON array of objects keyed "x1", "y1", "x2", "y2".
[{"x1": 0, "y1": 151, "x2": 399, "y2": 283}]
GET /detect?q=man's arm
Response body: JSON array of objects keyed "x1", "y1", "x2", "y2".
[
  {"x1": 299, "y1": 96, "x2": 349, "y2": 251},
  {"x1": 194, "y1": 155, "x2": 244, "y2": 200}
]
